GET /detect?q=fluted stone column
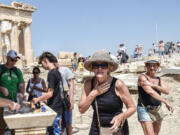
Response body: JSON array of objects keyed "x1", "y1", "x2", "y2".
[
  {"x1": 18, "y1": 28, "x2": 25, "y2": 55},
  {"x1": 11, "y1": 22, "x2": 19, "y2": 52},
  {"x1": 4, "y1": 34, "x2": 10, "y2": 51},
  {"x1": 24, "y1": 23, "x2": 34, "y2": 65},
  {"x1": 0, "y1": 22, "x2": 3, "y2": 62}
]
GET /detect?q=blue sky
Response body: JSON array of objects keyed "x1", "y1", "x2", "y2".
[{"x1": 1, "y1": 0, "x2": 180, "y2": 57}]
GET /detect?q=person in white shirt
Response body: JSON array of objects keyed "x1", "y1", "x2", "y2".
[{"x1": 55, "y1": 63, "x2": 75, "y2": 135}]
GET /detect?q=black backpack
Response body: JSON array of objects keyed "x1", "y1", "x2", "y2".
[{"x1": 0, "y1": 64, "x2": 20, "y2": 79}]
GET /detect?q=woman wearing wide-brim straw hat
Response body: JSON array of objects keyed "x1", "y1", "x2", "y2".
[
  {"x1": 137, "y1": 56, "x2": 173, "y2": 135},
  {"x1": 78, "y1": 50, "x2": 136, "y2": 135}
]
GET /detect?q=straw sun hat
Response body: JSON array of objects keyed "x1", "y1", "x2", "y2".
[
  {"x1": 84, "y1": 51, "x2": 118, "y2": 72},
  {"x1": 145, "y1": 56, "x2": 160, "y2": 66}
]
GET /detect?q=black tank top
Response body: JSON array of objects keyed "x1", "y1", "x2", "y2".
[
  {"x1": 138, "y1": 75, "x2": 161, "y2": 107},
  {"x1": 89, "y1": 77, "x2": 129, "y2": 135}
]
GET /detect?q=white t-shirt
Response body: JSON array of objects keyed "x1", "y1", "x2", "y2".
[{"x1": 59, "y1": 67, "x2": 74, "y2": 92}]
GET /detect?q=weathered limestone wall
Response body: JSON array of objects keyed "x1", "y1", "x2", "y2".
[{"x1": 58, "y1": 52, "x2": 74, "y2": 67}]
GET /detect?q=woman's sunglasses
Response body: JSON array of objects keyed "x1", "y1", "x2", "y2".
[
  {"x1": 33, "y1": 71, "x2": 39, "y2": 74},
  {"x1": 92, "y1": 62, "x2": 108, "y2": 69},
  {"x1": 146, "y1": 63, "x2": 159, "y2": 68}
]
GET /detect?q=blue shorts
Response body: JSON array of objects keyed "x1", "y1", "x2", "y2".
[
  {"x1": 72, "y1": 62, "x2": 77, "y2": 69},
  {"x1": 159, "y1": 51, "x2": 164, "y2": 56},
  {"x1": 137, "y1": 106, "x2": 152, "y2": 122},
  {"x1": 64, "y1": 110, "x2": 72, "y2": 127},
  {"x1": 47, "y1": 114, "x2": 64, "y2": 135}
]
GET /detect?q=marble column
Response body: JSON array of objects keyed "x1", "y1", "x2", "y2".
[
  {"x1": 24, "y1": 23, "x2": 34, "y2": 65},
  {"x1": 4, "y1": 33, "x2": 10, "y2": 51},
  {"x1": 11, "y1": 22, "x2": 19, "y2": 52},
  {"x1": 0, "y1": 22, "x2": 3, "y2": 62},
  {"x1": 18, "y1": 28, "x2": 25, "y2": 55}
]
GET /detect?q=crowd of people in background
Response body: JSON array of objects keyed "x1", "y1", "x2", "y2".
[
  {"x1": 132, "y1": 41, "x2": 180, "y2": 60},
  {"x1": 70, "y1": 40, "x2": 180, "y2": 73},
  {"x1": 113, "y1": 40, "x2": 180, "y2": 64},
  {"x1": 153, "y1": 41, "x2": 180, "y2": 58}
]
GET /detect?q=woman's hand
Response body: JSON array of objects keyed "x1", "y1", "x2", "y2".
[
  {"x1": 33, "y1": 85, "x2": 39, "y2": 90},
  {"x1": 94, "y1": 81, "x2": 111, "y2": 96},
  {"x1": 33, "y1": 85, "x2": 43, "y2": 92},
  {"x1": 165, "y1": 102, "x2": 174, "y2": 113},
  {"x1": 110, "y1": 113, "x2": 124, "y2": 132},
  {"x1": 32, "y1": 98, "x2": 38, "y2": 104}
]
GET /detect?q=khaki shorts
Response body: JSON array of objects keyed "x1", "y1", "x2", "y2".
[{"x1": 0, "y1": 108, "x2": 6, "y2": 130}]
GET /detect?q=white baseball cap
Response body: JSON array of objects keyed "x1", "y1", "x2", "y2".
[{"x1": 7, "y1": 50, "x2": 20, "y2": 59}]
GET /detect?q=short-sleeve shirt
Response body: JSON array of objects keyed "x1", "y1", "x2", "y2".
[
  {"x1": 59, "y1": 67, "x2": 74, "y2": 92},
  {"x1": 47, "y1": 69, "x2": 63, "y2": 115},
  {"x1": 78, "y1": 62, "x2": 84, "y2": 69},
  {"x1": 71, "y1": 56, "x2": 78, "y2": 63},
  {"x1": 0, "y1": 66, "x2": 24, "y2": 101},
  {"x1": 159, "y1": 43, "x2": 165, "y2": 51}
]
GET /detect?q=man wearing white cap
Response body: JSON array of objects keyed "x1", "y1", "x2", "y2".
[{"x1": 0, "y1": 50, "x2": 24, "y2": 134}]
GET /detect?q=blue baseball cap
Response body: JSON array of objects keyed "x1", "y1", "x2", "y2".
[{"x1": 7, "y1": 50, "x2": 20, "y2": 59}]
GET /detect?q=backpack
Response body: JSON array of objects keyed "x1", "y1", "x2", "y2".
[
  {"x1": 126, "y1": 54, "x2": 129, "y2": 60},
  {"x1": 0, "y1": 64, "x2": 20, "y2": 79}
]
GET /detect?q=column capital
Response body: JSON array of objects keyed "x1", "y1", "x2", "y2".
[
  {"x1": 1, "y1": 20, "x2": 12, "y2": 34},
  {"x1": 25, "y1": 22, "x2": 32, "y2": 27},
  {"x1": 12, "y1": 21, "x2": 19, "y2": 25},
  {"x1": 18, "y1": 22, "x2": 25, "y2": 30}
]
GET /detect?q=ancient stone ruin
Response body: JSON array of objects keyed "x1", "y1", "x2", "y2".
[
  {"x1": 58, "y1": 51, "x2": 74, "y2": 67},
  {"x1": 0, "y1": 1, "x2": 36, "y2": 66}
]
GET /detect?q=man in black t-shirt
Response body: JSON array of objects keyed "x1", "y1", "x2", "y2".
[{"x1": 32, "y1": 52, "x2": 64, "y2": 135}]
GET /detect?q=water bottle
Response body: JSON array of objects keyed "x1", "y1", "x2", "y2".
[{"x1": 16, "y1": 93, "x2": 23, "y2": 105}]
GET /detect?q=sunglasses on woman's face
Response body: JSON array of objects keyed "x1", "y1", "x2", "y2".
[
  {"x1": 146, "y1": 63, "x2": 158, "y2": 68},
  {"x1": 92, "y1": 62, "x2": 108, "y2": 69},
  {"x1": 33, "y1": 71, "x2": 39, "y2": 74}
]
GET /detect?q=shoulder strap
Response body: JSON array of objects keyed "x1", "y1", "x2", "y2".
[
  {"x1": 0, "y1": 65, "x2": 19, "y2": 80},
  {"x1": 157, "y1": 76, "x2": 161, "y2": 86},
  {"x1": 95, "y1": 99, "x2": 101, "y2": 133},
  {"x1": 57, "y1": 70, "x2": 65, "y2": 98},
  {"x1": 0, "y1": 64, "x2": 8, "y2": 77},
  {"x1": 111, "y1": 77, "x2": 117, "y2": 87},
  {"x1": 142, "y1": 73, "x2": 149, "y2": 81},
  {"x1": 91, "y1": 77, "x2": 95, "y2": 90},
  {"x1": 11, "y1": 67, "x2": 19, "y2": 79}
]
